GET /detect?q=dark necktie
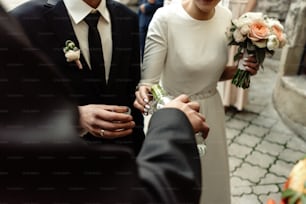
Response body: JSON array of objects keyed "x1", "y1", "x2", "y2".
[{"x1": 84, "y1": 12, "x2": 106, "y2": 87}]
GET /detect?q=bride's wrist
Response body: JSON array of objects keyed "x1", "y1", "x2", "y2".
[{"x1": 136, "y1": 82, "x2": 154, "y2": 91}]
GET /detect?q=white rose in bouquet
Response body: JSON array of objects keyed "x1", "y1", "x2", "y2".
[{"x1": 267, "y1": 35, "x2": 280, "y2": 50}]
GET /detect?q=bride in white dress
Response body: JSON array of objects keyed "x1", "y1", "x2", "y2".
[{"x1": 134, "y1": 0, "x2": 259, "y2": 203}]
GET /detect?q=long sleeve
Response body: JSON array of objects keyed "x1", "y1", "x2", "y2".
[
  {"x1": 140, "y1": 8, "x2": 168, "y2": 85},
  {"x1": 137, "y1": 108, "x2": 202, "y2": 204}
]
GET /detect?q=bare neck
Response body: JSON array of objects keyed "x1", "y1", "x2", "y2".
[
  {"x1": 182, "y1": 0, "x2": 215, "y2": 21},
  {"x1": 83, "y1": 0, "x2": 101, "y2": 8}
]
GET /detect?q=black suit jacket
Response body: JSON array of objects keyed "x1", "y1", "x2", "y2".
[
  {"x1": 1, "y1": 6, "x2": 201, "y2": 203},
  {"x1": 1, "y1": 110, "x2": 201, "y2": 204},
  {"x1": 11, "y1": 0, "x2": 144, "y2": 154}
]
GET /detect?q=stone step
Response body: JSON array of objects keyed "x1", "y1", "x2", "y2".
[{"x1": 273, "y1": 75, "x2": 306, "y2": 140}]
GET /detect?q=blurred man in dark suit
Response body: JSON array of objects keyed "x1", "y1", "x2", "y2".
[
  {"x1": 11, "y1": 0, "x2": 145, "y2": 155},
  {"x1": 0, "y1": 5, "x2": 209, "y2": 203},
  {"x1": 138, "y1": 0, "x2": 163, "y2": 58}
]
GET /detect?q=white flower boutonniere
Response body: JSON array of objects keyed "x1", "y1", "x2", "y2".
[{"x1": 63, "y1": 40, "x2": 83, "y2": 69}]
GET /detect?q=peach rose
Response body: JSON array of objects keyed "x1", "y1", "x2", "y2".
[
  {"x1": 247, "y1": 21, "x2": 269, "y2": 48},
  {"x1": 248, "y1": 21, "x2": 270, "y2": 43},
  {"x1": 279, "y1": 35, "x2": 287, "y2": 48},
  {"x1": 248, "y1": 21, "x2": 270, "y2": 41},
  {"x1": 271, "y1": 26, "x2": 284, "y2": 42}
]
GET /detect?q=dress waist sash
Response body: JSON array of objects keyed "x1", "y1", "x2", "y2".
[
  {"x1": 165, "y1": 85, "x2": 217, "y2": 101},
  {"x1": 229, "y1": 0, "x2": 248, "y2": 3},
  {"x1": 189, "y1": 87, "x2": 217, "y2": 101}
]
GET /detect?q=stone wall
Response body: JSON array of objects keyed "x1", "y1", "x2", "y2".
[
  {"x1": 273, "y1": 0, "x2": 306, "y2": 140},
  {"x1": 256, "y1": 0, "x2": 296, "y2": 21}
]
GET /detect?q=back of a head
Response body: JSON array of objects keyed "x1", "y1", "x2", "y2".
[
  {"x1": 0, "y1": 4, "x2": 75, "y2": 125},
  {"x1": 0, "y1": 5, "x2": 88, "y2": 202},
  {"x1": 0, "y1": 6, "x2": 146, "y2": 203}
]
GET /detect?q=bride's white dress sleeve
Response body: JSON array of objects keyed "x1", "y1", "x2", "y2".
[{"x1": 140, "y1": 9, "x2": 168, "y2": 85}]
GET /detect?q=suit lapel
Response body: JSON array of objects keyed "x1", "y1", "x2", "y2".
[
  {"x1": 45, "y1": 1, "x2": 77, "y2": 48},
  {"x1": 43, "y1": 1, "x2": 108, "y2": 100},
  {"x1": 43, "y1": 0, "x2": 128, "y2": 95},
  {"x1": 44, "y1": 1, "x2": 88, "y2": 70}
]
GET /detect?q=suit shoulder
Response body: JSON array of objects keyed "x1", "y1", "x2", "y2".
[
  {"x1": 107, "y1": 0, "x2": 137, "y2": 18},
  {"x1": 10, "y1": 0, "x2": 50, "y2": 18}
]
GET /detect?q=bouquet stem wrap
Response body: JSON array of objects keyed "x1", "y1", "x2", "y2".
[{"x1": 232, "y1": 51, "x2": 251, "y2": 88}]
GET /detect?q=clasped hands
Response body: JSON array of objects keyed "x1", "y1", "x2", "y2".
[
  {"x1": 134, "y1": 86, "x2": 209, "y2": 138},
  {"x1": 78, "y1": 93, "x2": 209, "y2": 139}
]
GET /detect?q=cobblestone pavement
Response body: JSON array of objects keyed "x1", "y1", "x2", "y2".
[{"x1": 226, "y1": 56, "x2": 306, "y2": 204}]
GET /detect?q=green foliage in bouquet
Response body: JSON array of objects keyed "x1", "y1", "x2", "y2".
[
  {"x1": 282, "y1": 155, "x2": 306, "y2": 204},
  {"x1": 282, "y1": 186, "x2": 306, "y2": 204}
]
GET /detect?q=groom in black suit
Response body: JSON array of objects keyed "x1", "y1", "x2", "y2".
[{"x1": 11, "y1": 0, "x2": 145, "y2": 154}]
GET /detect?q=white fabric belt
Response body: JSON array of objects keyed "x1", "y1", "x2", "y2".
[
  {"x1": 189, "y1": 87, "x2": 217, "y2": 101},
  {"x1": 229, "y1": 0, "x2": 248, "y2": 3},
  {"x1": 165, "y1": 86, "x2": 217, "y2": 101}
]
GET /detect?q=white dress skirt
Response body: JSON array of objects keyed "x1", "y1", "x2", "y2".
[{"x1": 140, "y1": 3, "x2": 232, "y2": 204}]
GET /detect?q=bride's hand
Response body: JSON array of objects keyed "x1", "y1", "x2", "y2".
[
  {"x1": 243, "y1": 54, "x2": 260, "y2": 75},
  {"x1": 134, "y1": 85, "x2": 152, "y2": 115}
]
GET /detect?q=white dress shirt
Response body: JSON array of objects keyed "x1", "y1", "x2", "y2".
[{"x1": 63, "y1": 0, "x2": 112, "y2": 82}]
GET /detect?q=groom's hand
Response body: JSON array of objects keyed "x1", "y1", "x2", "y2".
[
  {"x1": 78, "y1": 105, "x2": 135, "y2": 139},
  {"x1": 164, "y1": 94, "x2": 209, "y2": 139}
]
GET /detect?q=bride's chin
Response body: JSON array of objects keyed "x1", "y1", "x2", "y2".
[
  {"x1": 195, "y1": 1, "x2": 213, "y2": 10},
  {"x1": 196, "y1": 0, "x2": 213, "y2": 7},
  {"x1": 197, "y1": 0, "x2": 212, "y2": 3}
]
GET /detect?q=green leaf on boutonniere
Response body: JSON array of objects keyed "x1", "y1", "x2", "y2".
[{"x1": 63, "y1": 40, "x2": 83, "y2": 69}]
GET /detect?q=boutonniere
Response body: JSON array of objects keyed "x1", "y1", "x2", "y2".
[{"x1": 63, "y1": 40, "x2": 83, "y2": 69}]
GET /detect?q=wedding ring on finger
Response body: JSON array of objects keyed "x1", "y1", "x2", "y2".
[{"x1": 100, "y1": 129, "x2": 105, "y2": 137}]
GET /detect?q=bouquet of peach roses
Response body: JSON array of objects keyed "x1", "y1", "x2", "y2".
[
  {"x1": 226, "y1": 12, "x2": 287, "y2": 89},
  {"x1": 267, "y1": 156, "x2": 306, "y2": 204}
]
